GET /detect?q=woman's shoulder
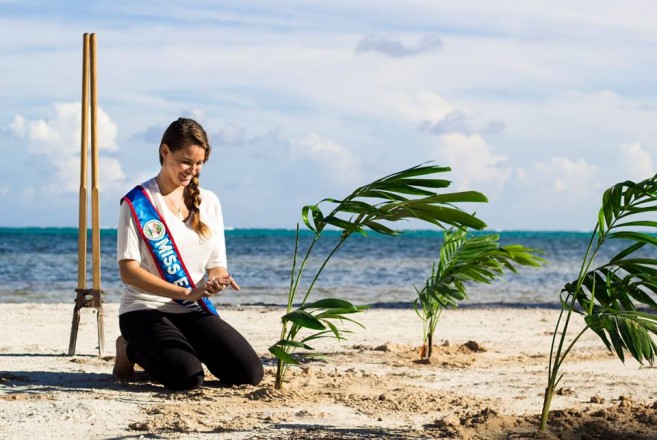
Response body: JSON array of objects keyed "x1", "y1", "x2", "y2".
[
  {"x1": 200, "y1": 187, "x2": 221, "y2": 205},
  {"x1": 141, "y1": 177, "x2": 158, "y2": 192},
  {"x1": 200, "y1": 186, "x2": 219, "y2": 199},
  {"x1": 122, "y1": 177, "x2": 157, "y2": 195},
  {"x1": 120, "y1": 177, "x2": 158, "y2": 202}
]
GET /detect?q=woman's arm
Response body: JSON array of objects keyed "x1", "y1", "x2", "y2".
[
  {"x1": 205, "y1": 194, "x2": 239, "y2": 291},
  {"x1": 119, "y1": 259, "x2": 225, "y2": 301}
]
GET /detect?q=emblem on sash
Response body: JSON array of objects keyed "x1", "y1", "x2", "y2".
[{"x1": 143, "y1": 219, "x2": 166, "y2": 241}]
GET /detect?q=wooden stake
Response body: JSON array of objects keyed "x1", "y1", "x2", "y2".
[
  {"x1": 68, "y1": 33, "x2": 90, "y2": 356},
  {"x1": 68, "y1": 33, "x2": 105, "y2": 357},
  {"x1": 90, "y1": 33, "x2": 105, "y2": 356}
]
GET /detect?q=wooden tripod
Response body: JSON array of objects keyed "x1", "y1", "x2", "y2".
[{"x1": 68, "y1": 33, "x2": 105, "y2": 357}]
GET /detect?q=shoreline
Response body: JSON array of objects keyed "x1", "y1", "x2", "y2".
[
  {"x1": 0, "y1": 300, "x2": 567, "y2": 310},
  {"x1": 1, "y1": 303, "x2": 655, "y2": 439}
]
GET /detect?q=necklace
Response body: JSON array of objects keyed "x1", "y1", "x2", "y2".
[
  {"x1": 165, "y1": 192, "x2": 185, "y2": 221},
  {"x1": 157, "y1": 176, "x2": 185, "y2": 221},
  {"x1": 174, "y1": 197, "x2": 185, "y2": 221}
]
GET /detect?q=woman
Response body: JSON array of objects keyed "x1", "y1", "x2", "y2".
[{"x1": 113, "y1": 117, "x2": 264, "y2": 391}]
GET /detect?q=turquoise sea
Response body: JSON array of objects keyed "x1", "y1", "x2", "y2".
[{"x1": 0, "y1": 227, "x2": 641, "y2": 308}]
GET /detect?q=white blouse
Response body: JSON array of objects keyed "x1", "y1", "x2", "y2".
[{"x1": 116, "y1": 177, "x2": 228, "y2": 315}]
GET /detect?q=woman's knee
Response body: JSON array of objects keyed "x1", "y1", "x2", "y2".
[
  {"x1": 222, "y1": 359, "x2": 264, "y2": 386},
  {"x1": 142, "y1": 346, "x2": 206, "y2": 391},
  {"x1": 161, "y1": 369, "x2": 204, "y2": 391},
  {"x1": 248, "y1": 361, "x2": 265, "y2": 386}
]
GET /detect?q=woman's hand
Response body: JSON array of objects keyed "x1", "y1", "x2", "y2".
[
  {"x1": 203, "y1": 274, "x2": 240, "y2": 296},
  {"x1": 206, "y1": 268, "x2": 240, "y2": 293},
  {"x1": 186, "y1": 274, "x2": 239, "y2": 301}
]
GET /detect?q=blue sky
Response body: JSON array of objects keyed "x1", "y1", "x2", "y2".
[{"x1": 2, "y1": 1, "x2": 657, "y2": 230}]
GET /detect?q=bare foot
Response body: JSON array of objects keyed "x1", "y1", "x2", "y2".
[{"x1": 112, "y1": 336, "x2": 136, "y2": 382}]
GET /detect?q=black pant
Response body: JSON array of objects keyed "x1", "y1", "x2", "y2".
[{"x1": 119, "y1": 309, "x2": 264, "y2": 391}]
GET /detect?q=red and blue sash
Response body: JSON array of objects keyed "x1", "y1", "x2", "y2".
[{"x1": 121, "y1": 185, "x2": 218, "y2": 315}]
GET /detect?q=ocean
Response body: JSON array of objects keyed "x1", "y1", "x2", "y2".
[{"x1": 0, "y1": 227, "x2": 641, "y2": 308}]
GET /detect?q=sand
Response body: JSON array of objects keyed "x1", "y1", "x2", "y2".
[{"x1": 0, "y1": 303, "x2": 656, "y2": 439}]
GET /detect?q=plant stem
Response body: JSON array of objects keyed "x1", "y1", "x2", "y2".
[
  {"x1": 541, "y1": 226, "x2": 601, "y2": 430},
  {"x1": 298, "y1": 235, "x2": 350, "y2": 308},
  {"x1": 275, "y1": 357, "x2": 285, "y2": 390},
  {"x1": 290, "y1": 234, "x2": 320, "y2": 311},
  {"x1": 275, "y1": 225, "x2": 310, "y2": 390},
  {"x1": 553, "y1": 326, "x2": 589, "y2": 374},
  {"x1": 274, "y1": 224, "x2": 349, "y2": 389},
  {"x1": 426, "y1": 304, "x2": 442, "y2": 360},
  {"x1": 539, "y1": 383, "x2": 555, "y2": 430},
  {"x1": 287, "y1": 224, "x2": 301, "y2": 312},
  {"x1": 541, "y1": 326, "x2": 593, "y2": 428}
]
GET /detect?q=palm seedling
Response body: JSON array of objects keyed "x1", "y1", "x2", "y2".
[
  {"x1": 414, "y1": 228, "x2": 544, "y2": 360},
  {"x1": 540, "y1": 175, "x2": 657, "y2": 430},
  {"x1": 268, "y1": 163, "x2": 489, "y2": 389}
]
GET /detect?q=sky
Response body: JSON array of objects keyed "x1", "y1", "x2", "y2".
[{"x1": 1, "y1": 1, "x2": 657, "y2": 231}]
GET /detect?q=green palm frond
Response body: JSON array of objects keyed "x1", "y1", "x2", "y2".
[
  {"x1": 302, "y1": 163, "x2": 488, "y2": 236},
  {"x1": 562, "y1": 174, "x2": 657, "y2": 349},
  {"x1": 415, "y1": 228, "x2": 544, "y2": 359},
  {"x1": 272, "y1": 163, "x2": 490, "y2": 388},
  {"x1": 541, "y1": 173, "x2": 657, "y2": 430},
  {"x1": 585, "y1": 311, "x2": 657, "y2": 363},
  {"x1": 430, "y1": 229, "x2": 544, "y2": 297}
]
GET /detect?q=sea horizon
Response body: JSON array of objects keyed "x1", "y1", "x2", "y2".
[
  {"x1": 1, "y1": 226, "x2": 620, "y2": 308},
  {"x1": 0, "y1": 226, "x2": 597, "y2": 235}
]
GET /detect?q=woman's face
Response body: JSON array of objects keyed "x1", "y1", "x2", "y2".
[{"x1": 160, "y1": 143, "x2": 206, "y2": 187}]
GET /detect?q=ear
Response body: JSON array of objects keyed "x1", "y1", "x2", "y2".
[{"x1": 160, "y1": 143, "x2": 170, "y2": 160}]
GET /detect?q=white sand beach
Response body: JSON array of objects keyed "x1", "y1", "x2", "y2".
[{"x1": 0, "y1": 303, "x2": 655, "y2": 439}]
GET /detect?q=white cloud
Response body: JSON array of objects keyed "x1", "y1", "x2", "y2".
[
  {"x1": 99, "y1": 157, "x2": 127, "y2": 190},
  {"x1": 533, "y1": 156, "x2": 600, "y2": 203},
  {"x1": 181, "y1": 108, "x2": 206, "y2": 123},
  {"x1": 419, "y1": 110, "x2": 505, "y2": 136},
  {"x1": 291, "y1": 133, "x2": 364, "y2": 187},
  {"x1": 385, "y1": 92, "x2": 452, "y2": 123},
  {"x1": 4, "y1": 2, "x2": 657, "y2": 229},
  {"x1": 9, "y1": 102, "x2": 123, "y2": 194},
  {"x1": 355, "y1": 34, "x2": 442, "y2": 57},
  {"x1": 432, "y1": 133, "x2": 510, "y2": 195},
  {"x1": 213, "y1": 123, "x2": 247, "y2": 148},
  {"x1": 618, "y1": 142, "x2": 654, "y2": 182}
]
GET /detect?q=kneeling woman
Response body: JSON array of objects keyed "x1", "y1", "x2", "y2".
[{"x1": 113, "y1": 117, "x2": 264, "y2": 391}]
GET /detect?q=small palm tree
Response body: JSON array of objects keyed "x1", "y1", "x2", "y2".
[
  {"x1": 269, "y1": 163, "x2": 489, "y2": 389},
  {"x1": 414, "y1": 229, "x2": 544, "y2": 359},
  {"x1": 540, "y1": 175, "x2": 657, "y2": 430}
]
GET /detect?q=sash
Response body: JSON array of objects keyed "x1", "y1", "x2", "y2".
[{"x1": 121, "y1": 185, "x2": 218, "y2": 315}]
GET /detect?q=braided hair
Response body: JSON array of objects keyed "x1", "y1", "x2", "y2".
[{"x1": 160, "y1": 117, "x2": 211, "y2": 238}]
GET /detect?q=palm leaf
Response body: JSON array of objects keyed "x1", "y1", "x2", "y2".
[
  {"x1": 416, "y1": 228, "x2": 543, "y2": 362},
  {"x1": 282, "y1": 310, "x2": 326, "y2": 331},
  {"x1": 303, "y1": 163, "x2": 488, "y2": 237},
  {"x1": 275, "y1": 163, "x2": 492, "y2": 390},
  {"x1": 269, "y1": 345, "x2": 300, "y2": 365},
  {"x1": 273, "y1": 339, "x2": 314, "y2": 350},
  {"x1": 542, "y1": 173, "x2": 657, "y2": 429},
  {"x1": 585, "y1": 312, "x2": 657, "y2": 364},
  {"x1": 302, "y1": 298, "x2": 361, "y2": 310}
]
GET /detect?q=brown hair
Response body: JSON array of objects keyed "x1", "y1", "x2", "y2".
[{"x1": 160, "y1": 117, "x2": 211, "y2": 238}]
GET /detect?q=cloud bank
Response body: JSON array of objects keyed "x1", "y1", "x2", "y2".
[{"x1": 9, "y1": 102, "x2": 124, "y2": 194}]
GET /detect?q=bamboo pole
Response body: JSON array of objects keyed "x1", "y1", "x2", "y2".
[
  {"x1": 90, "y1": 33, "x2": 105, "y2": 356},
  {"x1": 68, "y1": 33, "x2": 90, "y2": 356},
  {"x1": 68, "y1": 33, "x2": 105, "y2": 357}
]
